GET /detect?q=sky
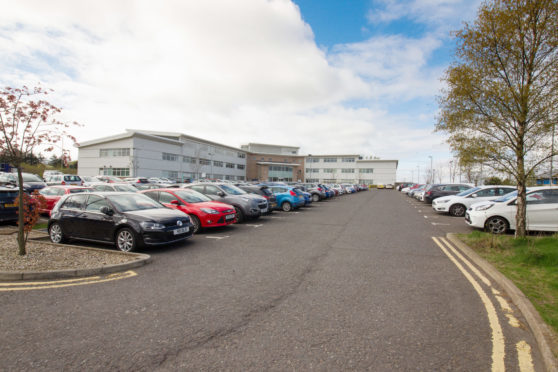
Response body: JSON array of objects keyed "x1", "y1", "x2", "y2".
[{"x1": 0, "y1": 0, "x2": 483, "y2": 182}]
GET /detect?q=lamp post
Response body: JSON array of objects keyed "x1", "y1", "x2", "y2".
[
  {"x1": 550, "y1": 123, "x2": 555, "y2": 186},
  {"x1": 208, "y1": 148, "x2": 214, "y2": 180},
  {"x1": 417, "y1": 165, "x2": 420, "y2": 183},
  {"x1": 428, "y1": 155, "x2": 433, "y2": 183}
]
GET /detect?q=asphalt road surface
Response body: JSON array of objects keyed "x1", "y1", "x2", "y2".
[{"x1": 1, "y1": 190, "x2": 545, "y2": 371}]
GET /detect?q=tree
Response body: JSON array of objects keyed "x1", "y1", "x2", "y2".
[
  {"x1": 437, "y1": 0, "x2": 558, "y2": 237},
  {"x1": 0, "y1": 85, "x2": 80, "y2": 255}
]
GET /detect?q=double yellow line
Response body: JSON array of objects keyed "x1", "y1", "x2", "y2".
[
  {"x1": 0, "y1": 270, "x2": 137, "y2": 291},
  {"x1": 432, "y1": 237, "x2": 534, "y2": 372}
]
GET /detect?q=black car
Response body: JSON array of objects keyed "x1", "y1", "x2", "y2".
[
  {"x1": 423, "y1": 183, "x2": 472, "y2": 204},
  {"x1": 0, "y1": 187, "x2": 18, "y2": 222},
  {"x1": 0, "y1": 172, "x2": 47, "y2": 193},
  {"x1": 48, "y1": 192, "x2": 194, "y2": 252},
  {"x1": 237, "y1": 185, "x2": 277, "y2": 213}
]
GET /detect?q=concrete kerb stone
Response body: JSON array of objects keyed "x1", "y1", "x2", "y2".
[
  {"x1": 0, "y1": 238, "x2": 151, "y2": 281},
  {"x1": 447, "y1": 233, "x2": 558, "y2": 372}
]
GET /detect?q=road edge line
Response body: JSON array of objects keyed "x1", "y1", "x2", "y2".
[{"x1": 447, "y1": 233, "x2": 558, "y2": 372}]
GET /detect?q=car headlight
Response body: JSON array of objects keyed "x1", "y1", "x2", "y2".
[
  {"x1": 140, "y1": 221, "x2": 165, "y2": 230},
  {"x1": 474, "y1": 204, "x2": 494, "y2": 211},
  {"x1": 200, "y1": 208, "x2": 219, "y2": 214},
  {"x1": 436, "y1": 199, "x2": 449, "y2": 204}
]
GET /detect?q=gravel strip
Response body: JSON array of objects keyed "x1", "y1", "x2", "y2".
[{"x1": 0, "y1": 233, "x2": 136, "y2": 272}]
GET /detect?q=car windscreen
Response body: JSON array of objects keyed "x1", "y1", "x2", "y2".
[
  {"x1": 457, "y1": 187, "x2": 480, "y2": 197},
  {"x1": 494, "y1": 190, "x2": 519, "y2": 202},
  {"x1": 69, "y1": 188, "x2": 91, "y2": 194},
  {"x1": 174, "y1": 189, "x2": 212, "y2": 203},
  {"x1": 0, "y1": 190, "x2": 18, "y2": 201},
  {"x1": 220, "y1": 184, "x2": 246, "y2": 195},
  {"x1": 22, "y1": 174, "x2": 44, "y2": 182},
  {"x1": 106, "y1": 193, "x2": 164, "y2": 212},
  {"x1": 114, "y1": 184, "x2": 138, "y2": 192}
]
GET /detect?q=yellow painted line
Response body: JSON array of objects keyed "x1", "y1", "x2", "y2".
[
  {"x1": 433, "y1": 237, "x2": 505, "y2": 372},
  {"x1": 439, "y1": 237, "x2": 492, "y2": 287},
  {"x1": 0, "y1": 271, "x2": 137, "y2": 291},
  {"x1": 0, "y1": 276, "x2": 101, "y2": 286},
  {"x1": 516, "y1": 341, "x2": 535, "y2": 372}
]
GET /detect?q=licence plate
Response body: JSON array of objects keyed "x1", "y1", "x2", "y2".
[
  {"x1": 173, "y1": 227, "x2": 189, "y2": 235},
  {"x1": 261, "y1": 207, "x2": 268, "y2": 213},
  {"x1": 225, "y1": 214, "x2": 235, "y2": 220},
  {"x1": 4, "y1": 203, "x2": 16, "y2": 208}
]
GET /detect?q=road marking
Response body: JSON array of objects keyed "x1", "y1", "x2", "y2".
[
  {"x1": 245, "y1": 224, "x2": 263, "y2": 228},
  {"x1": 0, "y1": 270, "x2": 137, "y2": 291},
  {"x1": 205, "y1": 235, "x2": 230, "y2": 240},
  {"x1": 516, "y1": 341, "x2": 535, "y2": 372},
  {"x1": 418, "y1": 210, "x2": 422, "y2": 212},
  {"x1": 432, "y1": 237, "x2": 505, "y2": 371},
  {"x1": 424, "y1": 215, "x2": 428, "y2": 219},
  {"x1": 431, "y1": 222, "x2": 450, "y2": 226}
]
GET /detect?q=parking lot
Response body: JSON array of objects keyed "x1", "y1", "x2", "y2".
[{"x1": 1, "y1": 189, "x2": 544, "y2": 371}]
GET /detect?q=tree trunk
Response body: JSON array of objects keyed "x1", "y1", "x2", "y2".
[
  {"x1": 515, "y1": 153, "x2": 527, "y2": 238},
  {"x1": 16, "y1": 167, "x2": 26, "y2": 255}
]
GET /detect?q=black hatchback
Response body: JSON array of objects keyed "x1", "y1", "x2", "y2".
[{"x1": 48, "y1": 192, "x2": 194, "y2": 252}]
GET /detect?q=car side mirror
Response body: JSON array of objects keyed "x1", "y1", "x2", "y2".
[
  {"x1": 100, "y1": 206, "x2": 114, "y2": 216},
  {"x1": 218, "y1": 191, "x2": 225, "y2": 197},
  {"x1": 170, "y1": 200, "x2": 180, "y2": 205},
  {"x1": 471, "y1": 194, "x2": 478, "y2": 198}
]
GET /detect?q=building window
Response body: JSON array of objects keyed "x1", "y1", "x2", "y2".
[
  {"x1": 238, "y1": 153, "x2": 246, "y2": 158},
  {"x1": 342, "y1": 157, "x2": 355, "y2": 163},
  {"x1": 226, "y1": 162, "x2": 235, "y2": 169},
  {"x1": 359, "y1": 168, "x2": 374, "y2": 173},
  {"x1": 359, "y1": 179, "x2": 373, "y2": 185},
  {"x1": 308, "y1": 158, "x2": 320, "y2": 163},
  {"x1": 237, "y1": 164, "x2": 245, "y2": 170},
  {"x1": 199, "y1": 158, "x2": 211, "y2": 165},
  {"x1": 323, "y1": 157, "x2": 337, "y2": 163},
  {"x1": 162, "y1": 152, "x2": 178, "y2": 161},
  {"x1": 100, "y1": 148, "x2": 130, "y2": 157},
  {"x1": 305, "y1": 168, "x2": 319, "y2": 173},
  {"x1": 237, "y1": 175, "x2": 245, "y2": 181},
  {"x1": 341, "y1": 168, "x2": 355, "y2": 173},
  {"x1": 162, "y1": 171, "x2": 178, "y2": 179},
  {"x1": 183, "y1": 156, "x2": 196, "y2": 163},
  {"x1": 323, "y1": 168, "x2": 335, "y2": 173},
  {"x1": 213, "y1": 161, "x2": 223, "y2": 167},
  {"x1": 98, "y1": 167, "x2": 130, "y2": 177}
]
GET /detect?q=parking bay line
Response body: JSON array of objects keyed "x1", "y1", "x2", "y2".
[{"x1": 205, "y1": 235, "x2": 230, "y2": 240}]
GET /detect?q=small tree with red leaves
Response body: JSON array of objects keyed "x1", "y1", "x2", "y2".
[
  {"x1": 0, "y1": 85, "x2": 81, "y2": 255},
  {"x1": 14, "y1": 191, "x2": 47, "y2": 246}
]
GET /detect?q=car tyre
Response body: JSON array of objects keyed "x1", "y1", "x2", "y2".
[
  {"x1": 449, "y1": 204, "x2": 466, "y2": 217},
  {"x1": 234, "y1": 207, "x2": 244, "y2": 223},
  {"x1": 116, "y1": 228, "x2": 137, "y2": 252},
  {"x1": 281, "y1": 201, "x2": 292, "y2": 212},
  {"x1": 312, "y1": 194, "x2": 320, "y2": 202},
  {"x1": 191, "y1": 215, "x2": 201, "y2": 234},
  {"x1": 49, "y1": 223, "x2": 67, "y2": 244},
  {"x1": 485, "y1": 216, "x2": 508, "y2": 235}
]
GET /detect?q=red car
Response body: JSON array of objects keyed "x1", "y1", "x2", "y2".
[
  {"x1": 37, "y1": 186, "x2": 93, "y2": 215},
  {"x1": 140, "y1": 188, "x2": 236, "y2": 233}
]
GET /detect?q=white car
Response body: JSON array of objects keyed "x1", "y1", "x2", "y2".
[
  {"x1": 432, "y1": 185, "x2": 516, "y2": 217},
  {"x1": 465, "y1": 187, "x2": 558, "y2": 234}
]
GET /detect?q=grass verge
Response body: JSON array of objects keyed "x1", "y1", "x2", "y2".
[{"x1": 459, "y1": 231, "x2": 558, "y2": 339}]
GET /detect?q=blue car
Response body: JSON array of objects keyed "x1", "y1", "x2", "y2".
[
  {"x1": 295, "y1": 187, "x2": 312, "y2": 206},
  {"x1": 267, "y1": 185, "x2": 305, "y2": 212}
]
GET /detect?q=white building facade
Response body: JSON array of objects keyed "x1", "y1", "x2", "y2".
[
  {"x1": 305, "y1": 155, "x2": 397, "y2": 185},
  {"x1": 78, "y1": 130, "x2": 247, "y2": 182}
]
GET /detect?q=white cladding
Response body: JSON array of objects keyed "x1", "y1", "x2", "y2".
[
  {"x1": 304, "y1": 155, "x2": 397, "y2": 185},
  {"x1": 78, "y1": 131, "x2": 247, "y2": 181}
]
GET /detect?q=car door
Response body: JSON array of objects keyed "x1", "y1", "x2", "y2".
[
  {"x1": 203, "y1": 185, "x2": 224, "y2": 201},
  {"x1": 468, "y1": 187, "x2": 499, "y2": 205},
  {"x1": 78, "y1": 195, "x2": 115, "y2": 241},
  {"x1": 57, "y1": 194, "x2": 88, "y2": 237},
  {"x1": 526, "y1": 189, "x2": 558, "y2": 231}
]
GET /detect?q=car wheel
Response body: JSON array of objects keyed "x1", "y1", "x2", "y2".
[
  {"x1": 234, "y1": 207, "x2": 244, "y2": 223},
  {"x1": 281, "y1": 201, "x2": 292, "y2": 212},
  {"x1": 485, "y1": 217, "x2": 508, "y2": 234},
  {"x1": 312, "y1": 194, "x2": 320, "y2": 202},
  {"x1": 116, "y1": 228, "x2": 137, "y2": 252},
  {"x1": 449, "y1": 204, "x2": 466, "y2": 217},
  {"x1": 191, "y1": 215, "x2": 201, "y2": 234},
  {"x1": 49, "y1": 223, "x2": 66, "y2": 244}
]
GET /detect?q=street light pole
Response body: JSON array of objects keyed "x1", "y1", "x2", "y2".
[
  {"x1": 550, "y1": 123, "x2": 555, "y2": 186},
  {"x1": 428, "y1": 155, "x2": 433, "y2": 183}
]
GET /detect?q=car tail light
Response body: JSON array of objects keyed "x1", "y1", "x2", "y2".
[
  {"x1": 263, "y1": 195, "x2": 270, "y2": 199},
  {"x1": 289, "y1": 190, "x2": 296, "y2": 196},
  {"x1": 425, "y1": 191, "x2": 431, "y2": 196},
  {"x1": 136, "y1": 180, "x2": 141, "y2": 183},
  {"x1": 61, "y1": 181, "x2": 65, "y2": 185},
  {"x1": 318, "y1": 187, "x2": 322, "y2": 191}
]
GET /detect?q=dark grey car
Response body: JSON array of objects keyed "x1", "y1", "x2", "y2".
[{"x1": 183, "y1": 183, "x2": 268, "y2": 222}]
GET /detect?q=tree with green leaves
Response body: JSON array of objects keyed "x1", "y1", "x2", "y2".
[
  {"x1": 437, "y1": 0, "x2": 558, "y2": 237},
  {"x1": 0, "y1": 85, "x2": 80, "y2": 255}
]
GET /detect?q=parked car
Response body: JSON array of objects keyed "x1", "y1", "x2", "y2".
[
  {"x1": 0, "y1": 172, "x2": 47, "y2": 193},
  {"x1": 124, "y1": 177, "x2": 150, "y2": 185},
  {"x1": 237, "y1": 185, "x2": 277, "y2": 213},
  {"x1": 294, "y1": 187, "x2": 313, "y2": 206},
  {"x1": 81, "y1": 176, "x2": 103, "y2": 186},
  {"x1": 300, "y1": 183, "x2": 327, "y2": 202},
  {"x1": 0, "y1": 187, "x2": 18, "y2": 222},
  {"x1": 267, "y1": 185, "x2": 305, "y2": 212},
  {"x1": 96, "y1": 175, "x2": 123, "y2": 183},
  {"x1": 90, "y1": 183, "x2": 139, "y2": 193},
  {"x1": 46, "y1": 174, "x2": 84, "y2": 186},
  {"x1": 37, "y1": 185, "x2": 92, "y2": 215},
  {"x1": 132, "y1": 183, "x2": 168, "y2": 191},
  {"x1": 432, "y1": 185, "x2": 516, "y2": 217},
  {"x1": 422, "y1": 183, "x2": 472, "y2": 204},
  {"x1": 182, "y1": 183, "x2": 268, "y2": 222},
  {"x1": 48, "y1": 192, "x2": 194, "y2": 251},
  {"x1": 465, "y1": 187, "x2": 558, "y2": 234},
  {"x1": 141, "y1": 188, "x2": 236, "y2": 233},
  {"x1": 43, "y1": 170, "x2": 63, "y2": 179}
]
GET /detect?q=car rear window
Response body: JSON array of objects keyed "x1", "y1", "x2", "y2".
[
  {"x1": 69, "y1": 188, "x2": 91, "y2": 194},
  {"x1": 0, "y1": 190, "x2": 18, "y2": 202},
  {"x1": 64, "y1": 176, "x2": 82, "y2": 181}
]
